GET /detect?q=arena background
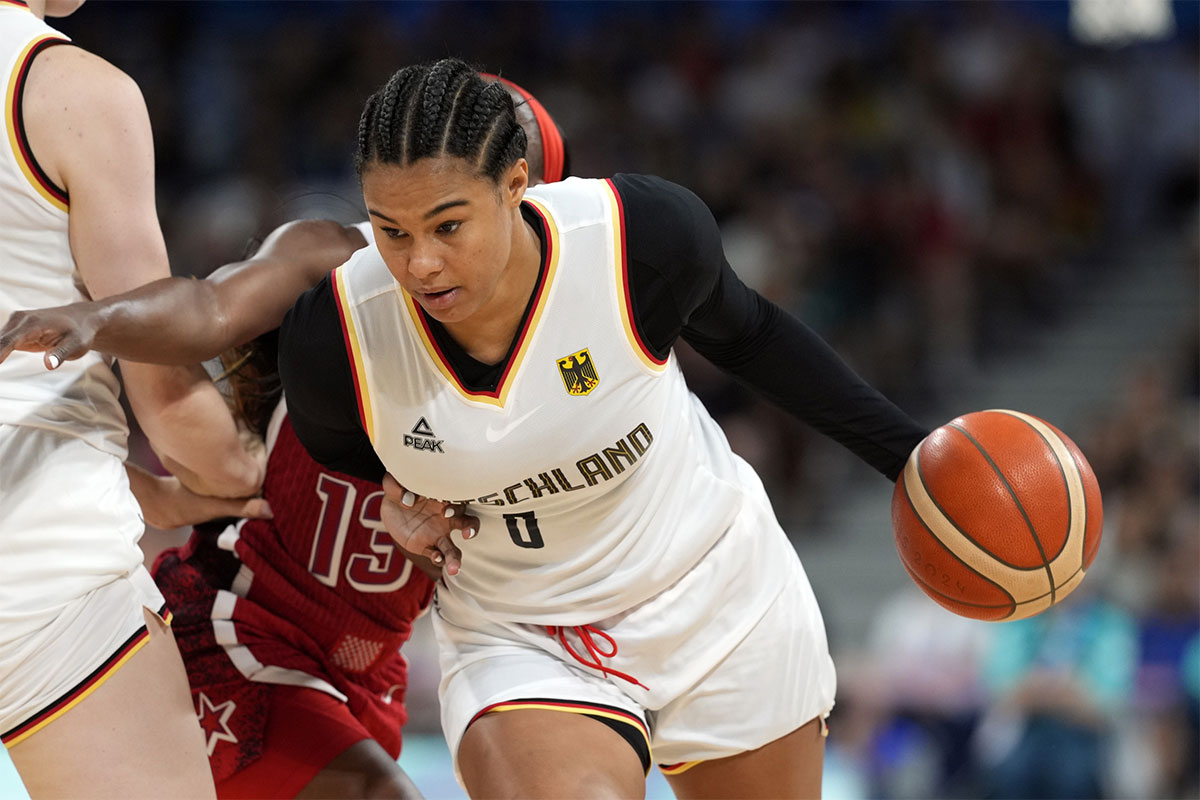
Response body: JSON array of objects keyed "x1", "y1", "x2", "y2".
[{"x1": 2, "y1": 1, "x2": 1197, "y2": 798}]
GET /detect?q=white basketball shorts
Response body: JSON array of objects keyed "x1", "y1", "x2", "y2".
[
  {"x1": 434, "y1": 466, "x2": 837, "y2": 781},
  {"x1": 0, "y1": 424, "x2": 164, "y2": 745}
]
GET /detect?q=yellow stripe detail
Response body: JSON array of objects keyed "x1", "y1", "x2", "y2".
[
  {"x1": 401, "y1": 200, "x2": 561, "y2": 408},
  {"x1": 4, "y1": 632, "x2": 151, "y2": 748},
  {"x1": 5, "y1": 34, "x2": 68, "y2": 213},
  {"x1": 400, "y1": 288, "x2": 481, "y2": 401},
  {"x1": 334, "y1": 268, "x2": 375, "y2": 441},
  {"x1": 659, "y1": 759, "x2": 703, "y2": 776},
  {"x1": 601, "y1": 181, "x2": 666, "y2": 373},
  {"x1": 484, "y1": 701, "x2": 651, "y2": 749}
]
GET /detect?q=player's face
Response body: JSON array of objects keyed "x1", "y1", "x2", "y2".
[{"x1": 362, "y1": 156, "x2": 528, "y2": 325}]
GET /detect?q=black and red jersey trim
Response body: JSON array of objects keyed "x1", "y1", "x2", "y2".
[
  {"x1": 605, "y1": 178, "x2": 669, "y2": 367},
  {"x1": 10, "y1": 35, "x2": 70, "y2": 208},
  {"x1": 412, "y1": 202, "x2": 553, "y2": 399}
]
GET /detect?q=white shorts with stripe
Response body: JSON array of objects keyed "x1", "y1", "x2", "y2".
[
  {"x1": 0, "y1": 566, "x2": 166, "y2": 745},
  {"x1": 0, "y1": 424, "x2": 163, "y2": 745},
  {"x1": 0, "y1": 425, "x2": 145, "y2": 646},
  {"x1": 434, "y1": 459, "x2": 836, "y2": 780}
]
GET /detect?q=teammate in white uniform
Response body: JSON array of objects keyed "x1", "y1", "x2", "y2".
[
  {"x1": 0, "y1": 1, "x2": 264, "y2": 796},
  {"x1": 272, "y1": 60, "x2": 929, "y2": 798},
  {"x1": 0, "y1": 72, "x2": 573, "y2": 799},
  {"x1": 0, "y1": 56, "x2": 926, "y2": 797}
]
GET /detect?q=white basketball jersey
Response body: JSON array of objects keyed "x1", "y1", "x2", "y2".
[
  {"x1": 0, "y1": 4, "x2": 128, "y2": 459},
  {"x1": 333, "y1": 177, "x2": 754, "y2": 624}
]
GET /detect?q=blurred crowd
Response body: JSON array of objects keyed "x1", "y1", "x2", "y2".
[
  {"x1": 56, "y1": 2, "x2": 1197, "y2": 798},
  {"x1": 840, "y1": 304, "x2": 1198, "y2": 799}
]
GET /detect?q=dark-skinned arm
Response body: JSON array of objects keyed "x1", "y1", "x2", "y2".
[{"x1": 0, "y1": 220, "x2": 367, "y2": 368}]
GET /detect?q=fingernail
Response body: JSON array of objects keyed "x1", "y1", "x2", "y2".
[
  {"x1": 447, "y1": 564, "x2": 459, "y2": 576},
  {"x1": 401, "y1": 491, "x2": 415, "y2": 507},
  {"x1": 261, "y1": 501, "x2": 274, "y2": 519},
  {"x1": 47, "y1": 354, "x2": 60, "y2": 369},
  {"x1": 464, "y1": 527, "x2": 477, "y2": 540},
  {"x1": 443, "y1": 507, "x2": 456, "y2": 518},
  {"x1": 431, "y1": 552, "x2": 443, "y2": 564}
]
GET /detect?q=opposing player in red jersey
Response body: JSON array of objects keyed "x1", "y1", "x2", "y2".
[
  {"x1": 0, "y1": 75, "x2": 567, "y2": 798},
  {"x1": 148, "y1": 323, "x2": 438, "y2": 799}
]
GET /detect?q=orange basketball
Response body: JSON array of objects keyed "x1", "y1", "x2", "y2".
[{"x1": 892, "y1": 409, "x2": 1103, "y2": 621}]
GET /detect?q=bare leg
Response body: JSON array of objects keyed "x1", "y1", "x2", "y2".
[
  {"x1": 459, "y1": 709, "x2": 645, "y2": 799},
  {"x1": 666, "y1": 716, "x2": 825, "y2": 799},
  {"x1": 9, "y1": 607, "x2": 215, "y2": 799},
  {"x1": 296, "y1": 738, "x2": 423, "y2": 800}
]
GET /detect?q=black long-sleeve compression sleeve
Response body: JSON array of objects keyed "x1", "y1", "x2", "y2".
[
  {"x1": 277, "y1": 273, "x2": 386, "y2": 484},
  {"x1": 611, "y1": 173, "x2": 927, "y2": 480}
]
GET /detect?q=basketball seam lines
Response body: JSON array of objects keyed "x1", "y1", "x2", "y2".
[
  {"x1": 901, "y1": 556, "x2": 1085, "y2": 611},
  {"x1": 912, "y1": 446, "x2": 1042, "y2": 573},
  {"x1": 901, "y1": 475, "x2": 1016, "y2": 614},
  {"x1": 948, "y1": 423, "x2": 1057, "y2": 606},
  {"x1": 1012, "y1": 419, "x2": 1074, "y2": 563}
]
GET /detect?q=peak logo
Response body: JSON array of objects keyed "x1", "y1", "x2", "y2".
[{"x1": 404, "y1": 417, "x2": 444, "y2": 453}]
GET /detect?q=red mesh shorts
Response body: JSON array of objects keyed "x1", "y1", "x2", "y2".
[{"x1": 206, "y1": 683, "x2": 372, "y2": 799}]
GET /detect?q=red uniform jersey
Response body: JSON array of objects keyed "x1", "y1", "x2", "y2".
[{"x1": 153, "y1": 400, "x2": 434, "y2": 784}]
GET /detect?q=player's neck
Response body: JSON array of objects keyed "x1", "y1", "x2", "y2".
[
  {"x1": 26, "y1": 0, "x2": 47, "y2": 19},
  {"x1": 443, "y1": 214, "x2": 543, "y2": 366}
]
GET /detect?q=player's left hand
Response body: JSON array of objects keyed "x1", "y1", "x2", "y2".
[
  {"x1": 0, "y1": 303, "x2": 99, "y2": 369},
  {"x1": 379, "y1": 473, "x2": 478, "y2": 576}
]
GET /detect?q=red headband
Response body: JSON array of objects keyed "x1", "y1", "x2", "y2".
[{"x1": 484, "y1": 74, "x2": 566, "y2": 184}]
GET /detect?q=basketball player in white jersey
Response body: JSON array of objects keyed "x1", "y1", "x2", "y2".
[
  {"x1": 0, "y1": 57, "x2": 928, "y2": 796},
  {"x1": 0, "y1": 1, "x2": 265, "y2": 796},
  {"x1": 0, "y1": 72, "x2": 570, "y2": 798},
  {"x1": 267, "y1": 60, "x2": 930, "y2": 798}
]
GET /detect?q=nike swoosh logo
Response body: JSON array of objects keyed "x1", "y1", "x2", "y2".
[{"x1": 485, "y1": 406, "x2": 542, "y2": 442}]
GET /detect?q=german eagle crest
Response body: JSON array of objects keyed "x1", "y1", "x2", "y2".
[{"x1": 557, "y1": 348, "x2": 599, "y2": 396}]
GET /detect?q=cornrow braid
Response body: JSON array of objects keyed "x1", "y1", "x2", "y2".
[
  {"x1": 413, "y1": 59, "x2": 460, "y2": 157},
  {"x1": 355, "y1": 58, "x2": 527, "y2": 183}
]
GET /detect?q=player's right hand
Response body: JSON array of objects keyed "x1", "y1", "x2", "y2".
[
  {"x1": 379, "y1": 472, "x2": 479, "y2": 577},
  {"x1": 0, "y1": 303, "x2": 98, "y2": 370}
]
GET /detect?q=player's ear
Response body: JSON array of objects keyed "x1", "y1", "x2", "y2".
[{"x1": 501, "y1": 158, "x2": 529, "y2": 209}]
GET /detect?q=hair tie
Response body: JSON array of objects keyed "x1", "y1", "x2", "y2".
[{"x1": 484, "y1": 74, "x2": 567, "y2": 183}]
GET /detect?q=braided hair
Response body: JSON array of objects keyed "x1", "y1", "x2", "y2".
[{"x1": 355, "y1": 58, "x2": 527, "y2": 182}]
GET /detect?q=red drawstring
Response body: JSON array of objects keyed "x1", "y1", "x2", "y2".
[{"x1": 545, "y1": 625, "x2": 649, "y2": 691}]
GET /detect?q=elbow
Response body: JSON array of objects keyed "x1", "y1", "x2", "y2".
[{"x1": 212, "y1": 439, "x2": 267, "y2": 498}]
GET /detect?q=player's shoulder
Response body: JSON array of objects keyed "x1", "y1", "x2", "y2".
[
  {"x1": 526, "y1": 175, "x2": 707, "y2": 235},
  {"x1": 280, "y1": 237, "x2": 387, "y2": 345},
  {"x1": 333, "y1": 234, "x2": 396, "y2": 302},
  {"x1": 609, "y1": 174, "x2": 718, "y2": 259},
  {"x1": 25, "y1": 43, "x2": 144, "y2": 118},
  {"x1": 610, "y1": 174, "x2": 709, "y2": 217},
  {"x1": 281, "y1": 272, "x2": 339, "y2": 351},
  {"x1": 22, "y1": 42, "x2": 148, "y2": 183},
  {"x1": 525, "y1": 176, "x2": 608, "y2": 226}
]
